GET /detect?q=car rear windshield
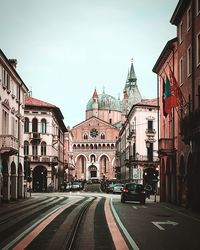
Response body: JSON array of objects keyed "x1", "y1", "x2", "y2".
[
  {"x1": 73, "y1": 182, "x2": 80, "y2": 185},
  {"x1": 126, "y1": 184, "x2": 144, "y2": 191}
]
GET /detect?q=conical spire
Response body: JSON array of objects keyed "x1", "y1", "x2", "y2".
[
  {"x1": 126, "y1": 69, "x2": 130, "y2": 83},
  {"x1": 122, "y1": 58, "x2": 142, "y2": 114},
  {"x1": 92, "y1": 88, "x2": 98, "y2": 100},
  {"x1": 129, "y1": 58, "x2": 137, "y2": 82}
]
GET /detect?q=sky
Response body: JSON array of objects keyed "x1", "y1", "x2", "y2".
[{"x1": 0, "y1": 0, "x2": 178, "y2": 127}]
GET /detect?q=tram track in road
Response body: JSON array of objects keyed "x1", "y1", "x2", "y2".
[
  {"x1": 62, "y1": 197, "x2": 96, "y2": 250},
  {"x1": 11, "y1": 195, "x2": 112, "y2": 250},
  {"x1": 0, "y1": 195, "x2": 71, "y2": 249},
  {"x1": 0, "y1": 191, "x2": 137, "y2": 250},
  {"x1": 0, "y1": 196, "x2": 57, "y2": 225},
  {"x1": 26, "y1": 196, "x2": 96, "y2": 250},
  {"x1": 0, "y1": 195, "x2": 51, "y2": 217}
]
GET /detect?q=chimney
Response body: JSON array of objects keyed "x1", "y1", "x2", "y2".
[{"x1": 9, "y1": 59, "x2": 17, "y2": 69}]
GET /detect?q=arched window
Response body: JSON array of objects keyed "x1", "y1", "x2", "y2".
[
  {"x1": 83, "y1": 133, "x2": 88, "y2": 139},
  {"x1": 32, "y1": 118, "x2": 38, "y2": 132},
  {"x1": 104, "y1": 157, "x2": 107, "y2": 173},
  {"x1": 41, "y1": 119, "x2": 47, "y2": 133},
  {"x1": 32, "y1": 141, "x2": 38, "y2": 160},
  {"x1": 41, "y1": 141, "x2": 47, "y2": 156},
  {"x1": 91, "y1": 154, "x2": 95, "y2": 163},
  {"x1": 24, "y1": 118, "x2": 29, "y2": 133},
  {"x1": 81, "y1": 156, "x2": 85, "y2": 173},
  {"x1": 101, "y1": 133, "x2": 105, "y2": 139},
  {"x1": 24, "y1": 141, "x2": 29, "y2": 156}
]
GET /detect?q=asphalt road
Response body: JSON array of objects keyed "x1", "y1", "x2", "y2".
[{"x1": 0, "y1": 184, "x2": 200, "y2": 250}]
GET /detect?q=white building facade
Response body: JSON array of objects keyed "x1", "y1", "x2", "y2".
[
  {"x1": 0, "y1": 50, "x2": 28, "y2": 201},
  {"x1": 24, "y1": 96, "x2": 67, "y2": 192},
  {"x1": 116, "y1": 99, "x2": 159, "y2": 191}
]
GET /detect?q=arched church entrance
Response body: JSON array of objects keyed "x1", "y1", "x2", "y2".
[
  {"x1": 33, "y1": 165, "x2": 47, "y2": 192},
  {"x1": 89, "y1": 165, "x2": 97, "y2": 178}
]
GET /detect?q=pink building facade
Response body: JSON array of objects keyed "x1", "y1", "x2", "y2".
[
  {"x1": 71, "y1": 61, "x2": 143, "y2": 181},
  {"x1": 153, "y1": 0, "x2": 200, "y2": 210},
  {"x1": 72, "y1": 116, "x2": 119, "y2": 180}
]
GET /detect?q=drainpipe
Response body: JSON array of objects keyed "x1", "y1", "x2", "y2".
[
  {"x1": 191, "y1": 0, "x2": 195, "y2": 112},
  {"x1": 17, "y1": 84, "x2": 21, "y2": 198},
  {"x1": 157, "y1": 74, "x2": 160, "y2": 199},
  {"x1": 172, "y1": 48, "x2": 177, "y2": 203}
]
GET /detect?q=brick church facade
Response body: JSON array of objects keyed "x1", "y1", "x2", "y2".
[{"x1": 71, "y1": 60, "x2": 143, "y2": 180}]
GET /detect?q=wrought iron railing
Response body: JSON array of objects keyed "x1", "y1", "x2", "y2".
[{"x1": 0, "y1": 135, "x2": 19, "y2": 155}]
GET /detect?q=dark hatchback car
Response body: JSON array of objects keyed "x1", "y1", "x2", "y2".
[{"x1": 121, "y1": 183, "x2": 146, "y2": 204}]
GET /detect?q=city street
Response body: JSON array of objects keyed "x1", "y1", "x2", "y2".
[
  {"x1": 1, "y1": 1, "x2": 200, "y2": 249},
  {"x1": 0, "y1": 184, "x2": 200, "y2": 250}
]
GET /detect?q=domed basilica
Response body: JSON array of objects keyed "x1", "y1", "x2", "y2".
[{"x1": 72, "y1": 61, "x2": 142, "y2": 180}]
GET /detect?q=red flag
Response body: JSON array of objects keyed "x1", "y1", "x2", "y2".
[{"x1": 168, "y1": 66, "x2": 184, "y2": 106}]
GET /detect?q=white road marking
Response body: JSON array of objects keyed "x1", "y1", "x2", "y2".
[
  {"x1": 2, "y1": 199, "x2": 82, "y2": 250},
  {"x1": 110, "y1": 198, "x2": 140, "y2": 250},
  {"x1": 152, "y1": 220, "x2": 179, "y2": 230},
  {"x1": 132, "y1": 205, "x2": 146, "y2": 209}
]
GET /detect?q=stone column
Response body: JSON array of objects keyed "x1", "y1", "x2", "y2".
[
  {"x1": 18, "y1": 174, "x2": 24, "y2": 198},
  {"x1": 3, "y1": 173, "x2": 11, "y2": 201},
  {"x1": 0, "y1": 173, "x2": 2, "y2": 202},
  {"x1": 11, "y1": 174, "x2": 18, "y2": 200}
]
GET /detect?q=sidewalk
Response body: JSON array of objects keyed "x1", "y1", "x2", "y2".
[
  {"x1": 147, "y1": 194, "x2": 160, "y2": 203},
  {"x1": 161, "y1": 201, "x2": 200, "y2": 221}
]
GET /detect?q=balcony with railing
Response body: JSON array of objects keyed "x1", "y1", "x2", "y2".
[
  {"x1": 30, "y1": 155, "x2": 58, "y2": 164},
  {"x1": 127, "y1": 126, "x2": 136, "y2": 140},
  {"x1": 41, "y1": 157, "x2": 50, "y2": 162},
  {"x1": 31, "y1": 155, "x2": 40, "y2": 161},
  {"x1": 30, "y1": 132, "x2": 41, "y2": 141},
  {"x1": 0, "y1": 135, "x2": 19, "y2": 155},
  {"x1": 158, "y1": 138, "x2": 175, "y2": 156},
  {"x1": 145, "y1": 128, "x2": 156, "y2": 135},
  {"x1": 129, "y1": 155, "x2": 159, "y2": 163}
]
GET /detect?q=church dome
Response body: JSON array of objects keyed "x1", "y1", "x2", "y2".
[{"x1": 86, "y1": 92, "x2": 121, "y2": 111}]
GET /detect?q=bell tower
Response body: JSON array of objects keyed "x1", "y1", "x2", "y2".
[{"x1": 122, "y1": 59, "x2": 142, "y2": 114}]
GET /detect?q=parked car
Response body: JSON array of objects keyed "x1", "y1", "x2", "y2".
[
  {"x1": 121, "y1": 183, "x2": 146, "y2": 204},
  {"x1": 113, "y1": 184, "x2": 124, "y2": 194},
  {"x1": 87, "y1": 179, "x2": 93, "y2": 184},
  {"x1": 91, "y1": 178, "x2": 100, "y2": 184},
  {"x1": 71, "y1": 181, "x2": 81, "y2": 191},
  {"x1": 106, "y1": 183, "x2": 116, "y2": 193}
]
